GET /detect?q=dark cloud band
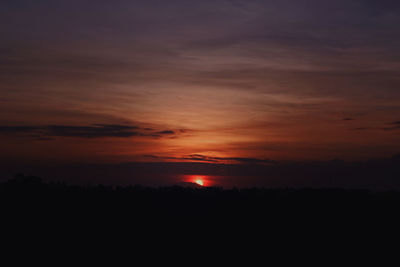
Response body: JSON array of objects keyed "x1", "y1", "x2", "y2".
[
  {"x1": 0, "y1": 124, "x2": 176, "y2": 139},
  {"x1": 145, "y1": 154, "x2": 277, "y2": 165}
]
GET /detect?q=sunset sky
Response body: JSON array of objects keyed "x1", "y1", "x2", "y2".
[{"x1": 1, "y1": 0, "x2": 400, "y2": 170}]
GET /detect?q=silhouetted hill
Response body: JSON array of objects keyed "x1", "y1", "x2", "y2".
[
  {"x1": 2, "y1": 174, "x2": 400, "y2": 222},
  {"x1": 2, "y1": 174, "x2": 400, "y2": 258}
]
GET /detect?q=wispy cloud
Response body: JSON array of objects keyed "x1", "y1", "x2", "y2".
[
  {"x1": 382, "y1": 126, "x2": 400, "y2": 131},
  {"x1": 0, "y1": 124, "x2": 177, "y2": 139},
  {"x1": 144, "y1": 154, "x2": 277, "y2": 164},
  {"x1": 155, "y1": 130, "x2": 175, "y2": 135},
  {"x1": 380, "y1": 121, "x2": 400, "y2": 131}
]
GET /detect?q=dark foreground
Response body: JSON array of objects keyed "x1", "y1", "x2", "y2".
[
  {"x1": 1, "y1": 174, "x2": 400, "y2": 258},
  {"x1": 2, "y1": 174, "x2": 400, "y2": 223}
]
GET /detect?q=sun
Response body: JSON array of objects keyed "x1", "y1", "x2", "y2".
[{"x1": 195, "y1": 179, "x2": 204, "y2": 186}]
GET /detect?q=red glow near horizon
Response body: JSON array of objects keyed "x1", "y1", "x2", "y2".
[{"x1": 185, "y1": 175, "x2": 209, "y2": 187}]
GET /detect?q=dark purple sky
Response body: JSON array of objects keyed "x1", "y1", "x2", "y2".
[{"x1": 1, "y1": 1, "x2": 400, "y2": 174}]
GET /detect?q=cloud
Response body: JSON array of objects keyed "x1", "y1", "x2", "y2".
[
  {"x1": 144, "y1": 154, "x2": 277, "y2": 164},
  {"x1": 44, "y1": 125, "x2": 141, "y2": 138},
  {"x1": 35, "y1": 137, "x2": 56, "y2": 141},
  {"x1": 188, "y1": 154, "x2": 277, "y2": 164},
  {"x1": 382, "y1": 126, "x2": 400, "y2": 131},
  {"x1": 0, "y1": 124, "x2": 177, "y2": 139},
  {"x1": 0, "y1": 126, "x2": 38, "y2": 133},
  {"x1": 155, "y1": 130, "x2": 175, "y2": 135},
  {"x1": 380, "y1": 121, "x2": 400, "y2": 131}
]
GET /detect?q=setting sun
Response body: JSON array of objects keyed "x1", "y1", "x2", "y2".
[{"x1": 195, "y1": 179, "x2": 204, "y2": 186}]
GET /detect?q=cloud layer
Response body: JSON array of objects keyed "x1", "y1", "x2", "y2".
[
  {"x1": 1, "y1": 0, "x2": 400, "y2": 163},
  {"x1": 0, "y1": 124, "x2": 176, "y2": 139},
  {"x1": 145, "y1": 154, "x2": 277, "y2": 164}
]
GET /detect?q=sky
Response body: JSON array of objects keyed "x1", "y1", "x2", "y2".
[{"x1": 1, "y1": 0, "x2": 400, "y2": 179}]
